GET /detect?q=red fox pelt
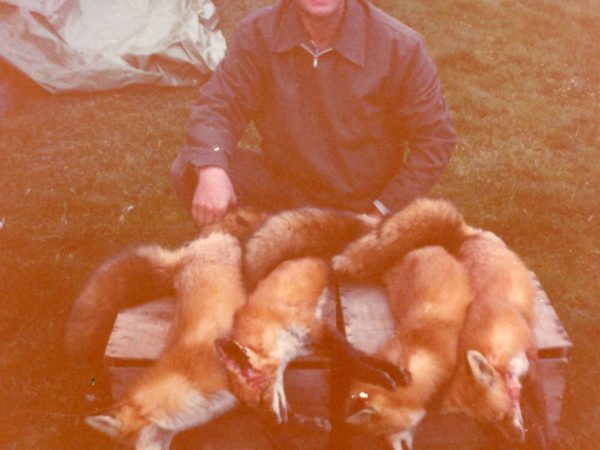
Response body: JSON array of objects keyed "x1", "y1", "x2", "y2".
[
  {"x1": 75, "y1": 232, "x2": 246, "y2": 449},
  {"x1": 440, "y1": 231, "x2": 537, "y2": 445},
  {"x1": 344, "y1": 246, "x2": 474, "y2": 450},
  {"x1": 215, "y1": 257, "x2": 331, "y2": 424},
  {"x1": 215, "y1": 257, "x2": 405, "y2": 425},
  {"x1": 326, "y1": 198, "x2": 540, "y2": 445}
]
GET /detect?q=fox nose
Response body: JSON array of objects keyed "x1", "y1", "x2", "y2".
[{"x1": 496, "y1": 413, "x2": 526, "y2": 444}]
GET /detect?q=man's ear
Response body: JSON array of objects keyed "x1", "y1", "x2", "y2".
[
  {"x1": 215, "y1": 338, "x2": 267, "y2": 389},
  {"x1": 85, "y1": 414, "x2": 121, "y2": 438},
  {"x1": 466, "y1": 350, "x2": 497, "y2": 387}
]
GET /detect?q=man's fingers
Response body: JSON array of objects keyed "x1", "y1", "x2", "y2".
[{"x1": 192, "y1": 203, "x2": 229, "y2": 227}]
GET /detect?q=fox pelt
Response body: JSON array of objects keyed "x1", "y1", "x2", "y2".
[{"x1": 64, "y1": 207, "x2": 267, "y2": 363}]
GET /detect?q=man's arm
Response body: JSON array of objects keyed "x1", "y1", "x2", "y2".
[
  {"x1": 377, "y1": 36, "x2": 458, "y2": 212},
  {"x1": 170, "y1": 21, "x2": 262, "y2": 226}
]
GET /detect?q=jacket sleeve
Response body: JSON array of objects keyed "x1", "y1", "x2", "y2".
[
  {"x1": 377, "y1": 36, "x2": 458, "y2": 212},
  {"x1": 170, "y1": 22, "x2": 262, "y2": 191}
]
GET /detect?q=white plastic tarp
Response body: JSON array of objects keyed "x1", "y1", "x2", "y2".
[{"x1": 0, "y1": 0, "x2": 226, "y2": 92}]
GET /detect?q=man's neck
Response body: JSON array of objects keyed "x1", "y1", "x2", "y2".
[{"x1": 299, "y1": 3, "x2": 346, "y2": 51}]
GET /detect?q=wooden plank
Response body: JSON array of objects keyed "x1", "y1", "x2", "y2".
[
  {"x1": 536, "y1": 357, "x2": 569, "y2": 442},
  {"x1": 105, "y1": 297, "x2": 174, "y2": 363},
  {"x1": 530, "y1": 273, "x2": 572, "y2": 357},
  {"x1": 285, "y1": 368, "x2": 330, "y2": 418},
  {"x1": 339, "y1": 283, "x2": 392, "y2": 356}
]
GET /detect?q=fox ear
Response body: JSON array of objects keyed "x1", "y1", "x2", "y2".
[
  {"x1": 215, "y1": 338, "x2": 252, "y2": 373},
  {"x1": 215, "y1": 338, "x2": 268, "y2": 389},
  {"x1": 85, "y1": 414, "x2": 121, "y2": 438},
  {"x1": 467, "y1": 350, "x2": 496, "y2": 387}
]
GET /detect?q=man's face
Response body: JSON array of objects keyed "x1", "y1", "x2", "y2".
[{"x1": 295, "y1": 0, "x2": 345, "y2": 20}]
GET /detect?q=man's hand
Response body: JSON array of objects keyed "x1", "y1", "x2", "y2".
[{"x1": 191, "y1": 166, "x2": 237, "y2": 228}]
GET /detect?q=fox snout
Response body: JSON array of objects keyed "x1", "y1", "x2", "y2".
[{"x1": 496, "y1": 409, "x2": 526, "y2": 445}]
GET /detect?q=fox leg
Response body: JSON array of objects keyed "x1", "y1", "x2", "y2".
[{"x1": 317, "y1": 325, "x2": 410, "y2": 390}]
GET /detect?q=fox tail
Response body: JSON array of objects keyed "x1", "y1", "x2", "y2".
[
  {"x1": 64, "y1": 244, "x2": 187, "y2": 363},
  {"x1": 243, "y1": 207, "x2": 378, "y2": 289},
  {"x1": 332, "y1": 198, "x2": 477, "y2": 280}
]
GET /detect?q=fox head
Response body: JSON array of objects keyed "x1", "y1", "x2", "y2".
[
  {"x1": 442, "y1": 350, "x2": 529, "y2": 444},
  {"x1": 344, "y1": 383, "x2": 426, "y2": 450},
  {"x1": 215, "y1": 338, "x2": 288, "y2": 424}
]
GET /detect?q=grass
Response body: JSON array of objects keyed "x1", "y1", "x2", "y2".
[{"x1": 1, "y1": 0, "x2": 599, "y2": 448}]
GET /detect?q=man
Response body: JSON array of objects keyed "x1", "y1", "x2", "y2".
[
  {"x1": 171, "y1": 0, "x2": 458, "y2": 228},
  {"x1": 170, "y1": 4, "x2": 456, "y2": 447}
]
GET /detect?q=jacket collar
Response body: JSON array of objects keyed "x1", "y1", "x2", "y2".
[{"x1": 270, "y1": 0, "x2": 366, "y2": 67}]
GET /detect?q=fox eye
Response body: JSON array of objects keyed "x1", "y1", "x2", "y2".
[
  {"x1": 348, "y1": 391, "x2": 370, "y2": 414},
  {"x1": 355, "y1": 391, "x2": 369, "y2": 400}
]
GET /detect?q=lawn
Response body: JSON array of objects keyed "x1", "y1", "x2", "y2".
[{"x1": 0, "y1": 0, "x2": 599, "y2": 449}]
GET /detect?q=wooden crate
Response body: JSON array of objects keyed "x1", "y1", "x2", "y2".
[
  {"x1": 340, "y1": 272, "x2": 571, "y2": 448},
  {"x1": 104, "y1": 287, "x2": 338, "y2": 419},
  {"x1": 103, "y1": 273, "x2": 570, "y2": 448}
]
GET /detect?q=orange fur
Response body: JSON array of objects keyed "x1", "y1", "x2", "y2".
[
  {"x1": 83, "y1": 233, "x2": 246, "y2": 448},
  {"x1": 243, "y1": 206, "x2": 377, "y2": 289},
  {"x1": 441, "y1": 231, "x2": 536, "y2": 444},
  {"x1": 217, "y1": 257, "x2": 330, "y2": 423},
  {"x1": 345, "y1": 246, "x2": 474, "y2": 449},
  {"x1": 333, "y1": 198, "x2": 477, "y2": 281}
]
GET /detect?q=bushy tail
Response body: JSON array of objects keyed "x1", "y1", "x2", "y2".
[
  {"x1": 243, "y1": 207, "x2": 378, "y2": 289},
  {"x1": 332, "y1": 198, "x2": 477, "y2": 280},
  {"x1": 64, "y1": 244, "x2": 187, "y2": 363}
]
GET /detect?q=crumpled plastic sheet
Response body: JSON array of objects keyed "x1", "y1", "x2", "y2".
[{"x1": 0, "y1": 0, "x2": 226, "y2": 92}]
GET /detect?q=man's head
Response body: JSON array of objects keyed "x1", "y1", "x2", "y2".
[{"x1": 295, "y1": 0, "x2": 345, "y2": 20}]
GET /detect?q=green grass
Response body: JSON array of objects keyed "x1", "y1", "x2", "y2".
[{"x1": 1, "y1": 0, "x2": 599, "y2": 448}]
